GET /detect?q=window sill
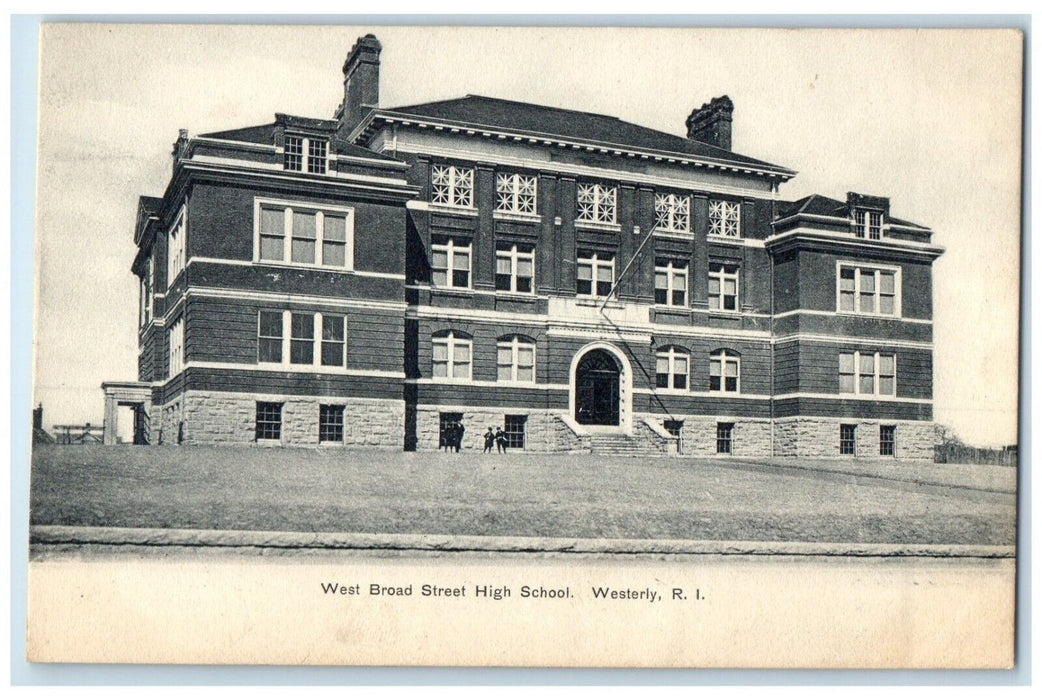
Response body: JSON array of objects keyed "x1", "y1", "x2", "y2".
[
  {"x1": 707, "y1": 234, "x2": 745, "y2": 245},
  {"x1": 430, "y1": 286, "x2": 474, "y2": 296},
  {"x1": 576, "y1": 297, "x2": 624, "y2": 309},
  {"x1": 707, "y1": 310, "x2": 743, "y2": 318},
  {"x1": 575, "y1": 220, "x2": 621, "y2": 233},
  {"x1": 835, "y1": 311, "x2": 902, "y2": 320},
  {"x1": 429, "y1": 203, "x2": 479, "y2": 217},
  {"x1": 494, "y1": 291, "x2": 538, "y2": 301},
  {"x1": 653, "y1": 229, "x2": 695, "y2": 240},
  {"x1": 653, "y1": 388, "x2": 690, "y2": 396},
  {"x1": 254, "y1": 259, "x2": 355, "y2": 273},
  {"x1": 429, "y1": 378, "x2": 474, "y2": 385},
  {"x1": 256, "y1": 362, "x2": 350, "y2": 374},
  {"x1": 653, "y1": 304, "x2": 690, "y2": 312},
  {"x1": 493, "y1": 211, "x2": 541, "y2": 224}
]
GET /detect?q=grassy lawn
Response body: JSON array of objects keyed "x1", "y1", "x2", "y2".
[{"x1": 29, "y1": 445, "x2": 1015, "y2": 545}]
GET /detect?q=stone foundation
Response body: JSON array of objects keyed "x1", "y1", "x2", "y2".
[
  {"x1": 773, "y1": 418, "x2": 937, "y2": 460},
  {"x1": 645, "y1": 415, "x2": 772, "y2": 457},
  {"x1": 158, "y1": 391, "x2": 404, "y2": 448},
  {"x1": 414, "y1": 408, "x2": 589, "y2": 452}
]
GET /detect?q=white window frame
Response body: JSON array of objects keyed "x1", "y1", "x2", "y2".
[
  {"x1": 495, "y1": 244, "x2": 535, "y2": 294},
  {"x1": 709, "y1": 199, "x2": 741, "y2": 237},
  {"x1": 431, "y1": 164, "x2": 474, "y2": 209},
  {"x1": 655, "y1": 346, "x2": 690, "y2": 391},
  {"x1": 283, "y1": 134, "x2": 330, "y2": 175},
  {"x1": 709, "y1": 349, "x2": 741, "y2": 394},
  {"x1": 576, "y1": 183, "x2": 617, "y2": 225},
  {"x1": 432, "y1": 332, "x2": 473, "y2": 382},
  {"x1": 139, "y1": 256, "x2": 154, "y2": 326},
  {"x1": 836, "y1": 261, "x2": 901, "y2": 317},
  {"x1": 576, "y1": 252, "x2": 616, "y2": 298},
  {"x1": 654, "y1": 193, "x2": 691, "y2": 233},
  {"x1": 431, "y1": 238, "x2": 472, "y2": 289},
  {"x1": 256, "y1": 310, "x2": 347, "y2": 371},
  {"x1": 708, "y1": 263, "x2": 740, "y2": 312},
  {"x1": 167, "y1": 206, "x2": 187, "y2": 289},
  {"x1": 854, "y1": 210, "x2": 883, "y2": 240},
  {"x1": 655, "y1": 259, "x2": 689, "y2": 307},
  {"x1": 839, "y1": 350, "x2": 897, "y2": 397},
  {"x1": 168, "y1": 316, "x2": 184, "y2": 377},
  {"x1": 495, "y1": 173, "x2": 538, "y2": 215},
  {"x1": 496, "y1": 336, "x2": 537, "y2": 384},
  {"x1": 253, "y1": 198, "x2": 355, "y2": 270}
]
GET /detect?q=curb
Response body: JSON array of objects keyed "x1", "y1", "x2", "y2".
[{"x1": 30, "y1": 525, "x2": 1016, "y2": 559}]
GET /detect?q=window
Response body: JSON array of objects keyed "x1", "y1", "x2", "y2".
[
  {"x1": 497, "y1": 336, "x2": 536, "y2": 383},
  {"x1": 496, "y1": 173, "x2": 537, "y2": 215},
  {"x1": 258, "y1": 311, "x2": 346, "y2": 369},
  {"x1": 432, "y1": 332, "x2": 472, "y2": 380},
  {"x1": 439, "y1": 412, "x2": 463, "y2": 449},
  {"x1": 655, "y1": 193, "x2": 691, "y2": 232},
  {"x1": 656, "y1": 346, "x2": 689, "y2": 390},
  {"x1": 838, "y1": 264, "x2": 898, "y2": 316},
  {"x1": 256, "y1": 201, "x2": 353, "y2": 268},
  {"x1": 840, "y1": 424, "x2": 857, "y2": 456},
  {"x1": 716, "y1": 422, "x2": 734, "y2": 454},
  {"x1": 495, "y1": 245, "x2": 535, "y2": 293},
  {"x1": 709, "y1": 199, "x2": 741, "y2": 237},
  {"x1": 854, "y1": 210, "x2": 883, "y2": 240},
  {"x1": 283, "y1": 134, "x2": 328, "y2": 174},
  {"x1": 168, "y1": 317, "x2": 184, "y2": 376},
  {"x1": 839, "y1": 351, "x2": 896, "y2": 396},
  {"x1": 576, "y1": 251, "x2": 615, "y2": 297},
  {"x1": 139, "y1": 257, "x2": 153, "y2": 326},
  {"x1": 576, "y1": 183, "x2": 617, "y2": 225},
  {"x1": 167, "y1": 209, "x2": 186, "y2": 287},
  {"x1": 709, "y1": 349, "x2": 740, "y2": 393},
  {"x1": 880, "y1": 425, "x2": 896, "y2": 456},
  {"x1": 255, "y1": 402, "x2": 283, "y2": 441},
  {"x1": 431, "y1": 164, "x2": 474, "y2": 208},
  {"x1": 319, "y1": 405, "x2": 345, "y2": 443},
  {"x1": 708, "y1": 264, "x2": 739, "y2": 312},
  {"x1": 655, "y1": 259, "x2": 688, "y2": 306},
  {"x1": 431, "y1": 238, "x2": 471, "y2": 289},
  {"x1": 504, "y1": 415, "x2": 527, "y2": 449}
]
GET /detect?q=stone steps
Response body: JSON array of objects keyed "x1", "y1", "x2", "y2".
[{"x1": 588, "y1": 433, "x2": 670, "y2": 458}]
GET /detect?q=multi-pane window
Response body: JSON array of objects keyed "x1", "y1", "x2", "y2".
[
  {"x1": 497, "y1": 336, "x2": 536, "y2": 383},
  {"x1": 708, "y1": 264, "x2": 739, "y2": 311},
  {"x1": 431, "y1": 164, "x2": 474, "y2": 208},
  {"x1": 655, "y1": 259, "x2": 688, "y2": 306},
  {"x1": 576, "y1": 183, "x2": 617, "y2": 225},
  {"x1": 431, "y1": 238, "x2": 471, "y2": 288},
  {"x1": 504, "y1": 415, "x2": 527, "y2": 449},
  {"x1": 709, "y1": 199, "x2": 741, "y2": 237},
  {"x1": 840, "y1": 424, "x2": 857, "y2": 455},
  {"x1": 257, "y1": 202, "x2": 352, "y2": 268},
  {"x1": 432, "y1": 332, "x2": 472, "y2": 380},
  {"x1": 496, "y1": 173, "x2": 537, "y2": 215},
  {"x1": 880, "y1": 425, "x2": 896, "y2": 456},
  {"x1": 283, "y1": 135, "x2": 328, "y2": 174},
  {"x1": 319, "y1": 405, "x2": 345, "y2": 443},
  {"x1": 854, "y1": 210, "x2": 883, "y2": 240},
  {"x1": 255, "y1": 402, "x2": 283, "y2": 441},
  {"x1": 839, "y1": 351, "x2": 896, "y2": 396},
  {"x1": 168, "y1": 317, "x2": 184, "y2": 377},
  {"x1": 709, "y1": 349, "x2": 740, "y2": 393},
  {"x1": 838, "y1": 265, "x2": 898, "y2": 315},
  {"x1": 139, "y1": 257, "x2": 153, "y2": 326},
  {"x1": 258, "y1": 311, "x2": 346, "y2": 369},
  {"x1": 439, "y1": 412, "x2": 463, "y2": 448},
  {"x1": 495, "y1": 244, "x2": 535, "y2": 293},
  {"x1": 716, "y1": 423, "x2": 734, "y2": 454},
  {"x1": 576, "y1": 251, "x2": 615, "y2": 297},
  {"x1": 655, "y1": 346, "x2": 689, "y2": 390},
  {"x1": 167, "y1": 209, "x2": 186, "y2": 287},
  {"x1": 655, "y1": 193, "x2": 691, "y2": 232}
]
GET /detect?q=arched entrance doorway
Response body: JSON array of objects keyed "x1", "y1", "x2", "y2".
[{"x1": 574, "y1": 349, "x2": 621, "y2": 426}]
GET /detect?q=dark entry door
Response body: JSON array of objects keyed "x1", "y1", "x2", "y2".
[{"x1": 575, "y1": 350, "x2": 620, "y2": 426}]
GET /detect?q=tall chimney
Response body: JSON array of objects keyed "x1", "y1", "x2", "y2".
[
  {"x1": 686, "y1": 96, "x2": 734, "y2": 151},
  {"x1": 336, "y1": 34, "x2": 382, "y2": 143}
]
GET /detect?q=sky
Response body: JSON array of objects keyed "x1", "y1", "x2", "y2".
[{"x1": 30, "y1": 24, "x2": 1023, "y2": 447}]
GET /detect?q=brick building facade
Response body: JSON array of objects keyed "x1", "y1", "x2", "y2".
[{"x1": 129, "y1": 34, "x2": 943, "y2": 458}]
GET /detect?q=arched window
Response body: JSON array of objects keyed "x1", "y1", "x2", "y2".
[
  {"x1": 432, "y1": 331, "x2": 472, "y2": 380},
  {"x1": 709, "y1": 349, "x2": 740, "y2": 393},
  {"x1": 496, "y1": 335, "x2": 536, "y2": 383},
  {"x1": 655, "y1": 346, "x2": 689, "y2": 390}
]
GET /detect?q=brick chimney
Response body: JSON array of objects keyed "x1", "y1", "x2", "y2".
[
  {"x1": 171, "y1": 128, "x2": 189, "y2": 174},
  {"x1": 686, "y1": 96, "x2": 734, "y2": 151},
  {"x1": 335, "y1": 34, "x2": 382, "y2": 143}
]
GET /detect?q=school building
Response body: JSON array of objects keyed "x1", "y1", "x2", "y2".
[{"x1": 118, "y1": 34, "x2": 943, "y2": 457}]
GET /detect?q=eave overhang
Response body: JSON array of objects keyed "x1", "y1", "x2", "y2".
[{"x1": 764, "y1": 229, "x2": 944, "y2": 262}]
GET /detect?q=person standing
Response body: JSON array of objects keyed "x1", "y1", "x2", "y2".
[
  {"x1": 495, "y1": 426, "x2": 507, "y2": 454},
  {"x1": 455, "y1": 421, "x2": 465, "y2": 453},
  {"x1": 483, "y1": 426, "x2": 495, "y2": 454}
]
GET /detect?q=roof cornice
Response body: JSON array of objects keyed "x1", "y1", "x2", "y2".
[
  {"x1": 764, "y1": 229, "x2": 943, "y2": 260},
  {"x1": 351, "y1": 109, "x2": 797, "y2": 181}
]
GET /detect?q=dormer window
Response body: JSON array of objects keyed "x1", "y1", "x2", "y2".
[
  {"x1": 854, "y1": 210, "x2": 883, "y2": 240},
  {"x1": 283, "y1": 134, "x2": 328, "y2": 174}
]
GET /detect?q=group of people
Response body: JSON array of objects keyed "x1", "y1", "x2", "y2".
[
  {"x1": 441, "y1": 421, "x2": 512, "y2": 453},
  {"x1": 483, "y1": 426, "x2": 510, "y2": 454}
]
